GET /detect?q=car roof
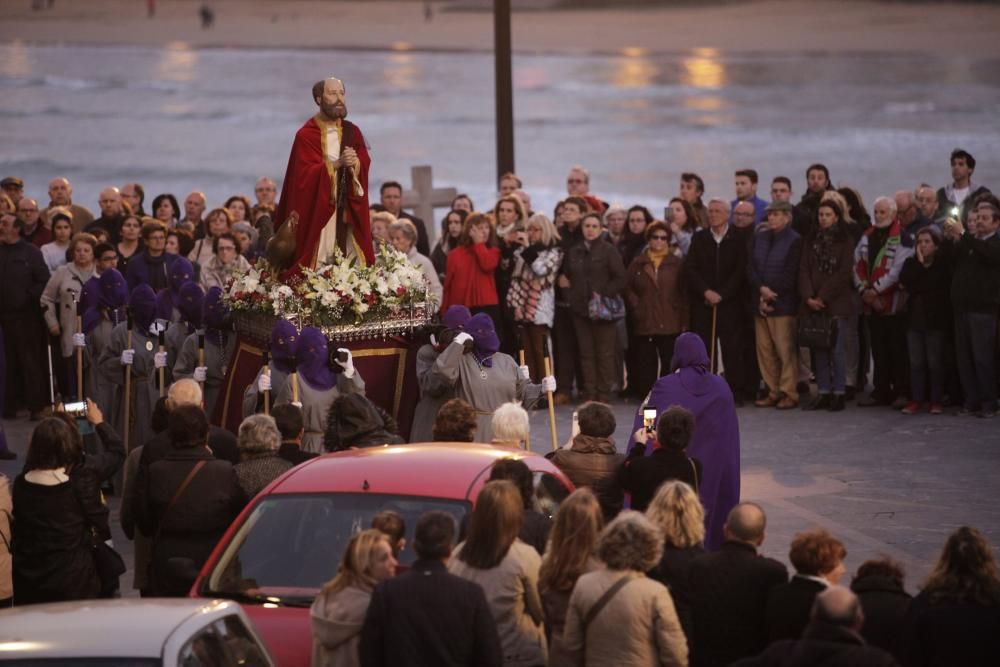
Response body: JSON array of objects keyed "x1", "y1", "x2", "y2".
[
  {"x1": 266, "y1": 442, "x2": 561, "y2": 500},
  {"x1": 0, "y1": 599, "x2": 242, "y2": 658}
]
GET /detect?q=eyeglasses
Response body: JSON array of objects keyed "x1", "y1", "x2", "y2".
[
  {"x1": 217, "y1": 245, "x2": 237, "y2": 252},
  {"x1": 650, "y1": 234, "x2": 669, "y2": 240}
]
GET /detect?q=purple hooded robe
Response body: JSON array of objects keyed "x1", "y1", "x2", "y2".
[{"x1": 629, "y1": 331, "x2": 741, "y2": 551}]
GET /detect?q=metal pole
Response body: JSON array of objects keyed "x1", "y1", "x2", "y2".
[{"x1": 494, "y1": 0, "x2": 514, "y2": 181}]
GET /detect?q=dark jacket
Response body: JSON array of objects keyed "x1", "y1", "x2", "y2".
[
  {"x1": 618, "y1": 444, "x2": 702, "y2": 513},
  {"x1": 798, "y1": 230, "x2": 857, "y2": 318},
  {"x1": 125, "y1": 250, "x2": 178, "y2": 292},
  {"x1": 949, "y1": 232, "x2": 1000, "y2": 314},
  {"x1": 278, "y1": 441, "x2": 318, "y2": 466},
  {"x1": 549, "y1": 434, "x2": 624, "y2": 520},
  {"x1": 625, "y1": 251, "x2": 688, "y2": 336},
  {"x1": 11, "y1": 466, "x2": 108, "y2": 605},
  {"x1": 134, "y1": 446, "x2": 245, "y2": 596},
  {"x1": 899, "y1": 254, "x2": 953, "y2": 331},
  {"x1": 141, "y1": 426, "x2": 239, "y2": 467},
  {"x1": 749, "y1": 225, "x2": 802, "y2": 317},
  {"x1": 851, "y1": 574, "x2": 911, "y2": 661},
  {"x1": 323, "y1": 393, "x2": 405, "y2": 452},
  {"x1": 765, "y1": 575, "x2": 827, "y2": 642},
  {"x1": 649, "y1": 543, "x2": 705, "y2": 645},
  {"x1": 688, "y1": 540, "x2": 789, "y2": 667},
  {"x1": 732, "y1": 621, "x2": 898, "y2": 667},
  {"x1": 360, "y1": 558, "x2": 503, "y2": 667},
  {"x1": 899, "y1": 589, "x2": 1000, "y2": 667},
  {"x1": 562, "y1": 238, "x2": 626, "y2": 319},
  {"x1": 234, "y1": 453, "x2": 293, "y2": 500},
  {"x1": 684, "y1": 226, "x2": 749, "y2": 322},
  {"x1": 0, "y1": 239, "x2": 50, "y2": 321}
]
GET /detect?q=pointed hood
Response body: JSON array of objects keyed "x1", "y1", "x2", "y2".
[
  {"x1": 670, "y1": 332, "x2": 712, "y2": 396},
  {"x1": 202, "y1": 286, "x2": 230, "y2": 334},
  {"x1": 177, "y1": 282, "x2": 204, "y2": 329},
  {"x1": 467, "y1": 312, "x2": 500, "y2": 364},
  {"x1": 270, "y1": 318, "x2": 299, "y2": 374},
  {"x1": 168, "y1": 257, "x2": 195, "y2": 297},
  {"x1": 442, "y1": 304, "x2": 472, "y2": 330},
  {"x1": 97, "y1": 269, "x2": 129, "y2": 311},
  {"x1": 129, "y1": 284, "x2": 157, "y2": 333},
  {"x1": 296, "y1": 326, "x2": 337, "y2": 391}
]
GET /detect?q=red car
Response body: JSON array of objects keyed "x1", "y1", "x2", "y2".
[{"x1": 190, "y1": 442, "x2": 573, "y2": 666}]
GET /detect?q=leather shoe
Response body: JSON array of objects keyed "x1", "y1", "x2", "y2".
[
  {"x1": 755, "y1": 395, "x2": 779, "y2": 408},
  {"x1": 776, "y1": 396, "x2": 799, "y2": 410},
  {"x1": 829, "y1": 395, "x2": 846, "y2": 412},
  {"x1": 803, "y1": 394, "x2": 831, "y2": 411}
]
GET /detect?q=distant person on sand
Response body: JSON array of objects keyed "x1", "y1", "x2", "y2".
[{"x1": 200, "y1": 4, "x2": 215, "y2": 30}]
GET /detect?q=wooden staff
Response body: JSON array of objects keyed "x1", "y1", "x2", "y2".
[
  {"x1": 709, "y1": 304, "x2": 718, "y2": 374},
  {"x1": 261, "y1": 348, "x2": 271, "y2": 415},
  {"x1": 517, "y1": 344, "x2": 531, "y2": 452},
  {"x1": 157, "y1": 329, "x2": 166, "y2": 398},
  {"x1": 290, "y1": 370, "x2": 300, "y2": 404},
  {"x1": 542, "y1": 339, "x2": 558, "y2": 452},
  {"x1": 197, "y1": 330, "x2": 206, "y2": 394},
  {"x1": 74, "y1": 292, "x2": 84, "y2": 400},
  {"x1": 123, "y1": 309, "x2": 134, "y2": 452}
]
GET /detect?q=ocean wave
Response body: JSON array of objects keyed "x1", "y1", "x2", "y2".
[
  {"x1": 0, "y1": 74, "x2": 185, "y2": 93},
  {"x1": 883, "y1": 101, "x2": 937, "y2": 114}
]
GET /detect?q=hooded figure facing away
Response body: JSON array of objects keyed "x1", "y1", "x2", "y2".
[
  {"x1": 629, "y1": 332, "x2": 740, "y2": 551},
  {"x1": 324, "y1": 393, "x2": 404, "y2": 451}
]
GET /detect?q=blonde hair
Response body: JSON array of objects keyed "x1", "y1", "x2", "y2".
[
  {"x1": 645, "y1": 480, "x2": 705, "y2": 549},
  {"x1": 493, "y1": 195, "x2": 527, "y2": 228},
  {"x1": 525, "y1": 213, "x2": 560, "y2": 246},
  {"x1": 821, "y1": 191, "x2": 855, "y2": 225},
  {"x1": 539, "y1": 488, "x2": 604, "y2": 592},
  {"x1": 321, "y1": 529, "x2": 390, "y2": 595}
]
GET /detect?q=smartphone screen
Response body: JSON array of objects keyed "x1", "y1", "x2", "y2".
[
  {"x1": 642, "y1": 407, "x2": 657, "y2": 431},
  {"x1": 570, "y1": 411, "x2": 580, "y2": 439},
  {"x1": 64, "y1": 401, "x2": 87, "y2": 414}
]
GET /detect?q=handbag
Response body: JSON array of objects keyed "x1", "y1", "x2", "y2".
[
  {"x1": 798, "y1": 311, "x2": 837, "y2": 349},
  {"x1": 93, "y1": 540, "x2": 127, "y2": 597},
  {"x1": 588, "y1": 291, "x2": 626, "y2": 322}
]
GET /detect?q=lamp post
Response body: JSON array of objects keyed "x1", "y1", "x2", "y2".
[{"x1": 494, "y1": 0, "x2": 515, "y2": 182}]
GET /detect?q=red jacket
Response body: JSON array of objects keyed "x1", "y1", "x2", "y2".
[{"x1": 441, "y1": 243, "x2": 500, "y2": 311}]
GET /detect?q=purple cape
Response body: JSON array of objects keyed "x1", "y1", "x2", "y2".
[{"x1": 629, "y1": 332, "x2": 741, "y2": 551}]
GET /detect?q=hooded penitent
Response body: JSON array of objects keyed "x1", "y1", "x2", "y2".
[
  {"x1": 168, "y1": 256, "x2": 195, "y2": 297},
  {"x1": 202, "y1": 286, "x2": 230, "y2": 347},
  {"x1": 466, "y1": 312, "x2": 500, "y2": 367},
  {"x1": 629, "y1": 331, "x2": 741, "y2": 551},
  {"x1": 129, "y1": 284, "x2": 157, "y2": 333},
  {"x1": 153, "y1": 289, "x2": 174, "y2": 335},
  {"x1": 177, "y1": 283, "x2": 204, "y2": 331},
  {"x1": 442, "y1": 304, "x2": 472, "y2": 331},
  {"x1": 270, "y1": 319, "x2": 299, "y2": 375},
  {"x1": 296, "y1": 326, "x2": 337, "y2": 391},
  {"x1": 84, "y1": 269, "x2": 129, "y2": 334}
]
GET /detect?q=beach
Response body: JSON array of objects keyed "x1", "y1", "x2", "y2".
[{"x1": 2, "y1": 0, "x2": 1000, "y2": 56}]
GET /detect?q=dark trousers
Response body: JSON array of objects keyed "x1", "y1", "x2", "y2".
[
  {"x1": 868, "y1": 314, "x2": 909, "y2": 401},
  {"x1": 954, "y1": 310, "x2": 998, "y2": 412},
  {"x1": 553, "y1": 305, "x2": 579, "y2": 396},
  {"x1": 571, "y1": 315, "x2": 617, "y2": 400},
  {"x1": 631, "y1": 334, "x2": 678, "y2": 401},
  {"x1": 907, "y1": 329, "x2": 945, "y2": 404},
  {"x1": 517, "y1": 323, "x2": 549, "y2": 382},
  {"x1": 692, "y1": 304, "x2": 749, "y2": 399},
  {"x1": 1, "y1": 317, "x2": 49, "y2": 413}
]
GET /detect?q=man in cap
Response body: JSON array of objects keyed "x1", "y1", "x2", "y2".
[{"x1": 1, "y1": 177, "x2": 24, "y2": 207}]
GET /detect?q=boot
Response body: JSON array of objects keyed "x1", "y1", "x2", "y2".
[
  {"x1": 803, "y1": 394, "x2": 831, "y2": 411},
  {"x1": 829, "y1": 394, "x2": 846, "y2": 412}
]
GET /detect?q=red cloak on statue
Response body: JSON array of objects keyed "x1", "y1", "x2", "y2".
[{"x1": 274, "y1": 114, "x2": 375, "y2": 268}]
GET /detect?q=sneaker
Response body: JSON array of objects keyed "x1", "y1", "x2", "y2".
[
  {"x1": 929, "y1": 403, "x2": 944, "y2": 415},
  {"x1": 901, "y1": 401, "x2": 922, "y2": 415}
]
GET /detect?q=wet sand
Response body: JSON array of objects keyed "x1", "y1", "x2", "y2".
[{"x1": 2, "y1": 0, "x2": 1000, "y2": 56}]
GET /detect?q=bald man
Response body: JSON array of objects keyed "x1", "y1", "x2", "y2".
[
  {"x1": 87, "y1": 186, "x2": 126, "y2": 243},
  {"x1": 688, "y1": 503, "x2": 789, "y2": 666},
  {"x1": 731, "y1": 586, "x2": 897, "y2": 666},
  {"x1": 254, "y1": 177, "x2": 277, "y2": 208},
  {"x1": 180, "y1": 191, "x2": 207, "y2": 232},
  {"x1": 43, "y1": 177, "x2": 93, "y2": 232}
]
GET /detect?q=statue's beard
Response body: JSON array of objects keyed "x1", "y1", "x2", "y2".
[{"x1": 321, "y1": 102, "x2": 347, "y2": 120}]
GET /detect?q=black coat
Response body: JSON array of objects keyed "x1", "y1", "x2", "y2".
[
  {"x1": 618, "y1": 445, "x2": 702, "y2": 513},
  {"x1": 649, "y1": 543, "x2": 705, "y2": 644},
  {"x1": 949, "y1": 232, "x2": 1000, "y2": 314},
  {"x1": 899, "y1": 255, "x2": 953, "y2": 331},
  {"x1": 11, "y1": 466, "x2": 108, "y2": 605},
  {"x1": 0, "y1": 239, "x2": 49, "y2": 321},
  {"x1": 731, "y1": 621, "x2": 898, "y2": 667},
  {"x1": 278, "y1": 441, "x2": 318, "y2": 466},
  {"x1": 140, "y1": 425, "x2": 239, "y2": 466},
  {"x1": 684, "y1": 226, "x2": 749, "y2": 327},
  {"x1": 765, "y1": 575, "x2": 827, "y2": 642},
  {"x1": 688, "y1": 540, "x2": 789, "y2": 667},
  {"x1": 562, "y1": 238, "x2": 626, "y2": 318},
  {"x1": 899, "y1": 589, "x2": 1000, "y2": 667},
  {"x1": 360, "y1": 558, "x2": 502, "y2": 667},
  {"x1": 134, "y1": 446, "x2": 245, "y2": 595},
  {"x1": 851, "y1": 574, "x2": 911, "y2": 661}
]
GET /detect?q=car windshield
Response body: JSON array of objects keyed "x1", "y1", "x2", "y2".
[{"x1": 201, "y1": 493, "x2": 469, "y2": 606}]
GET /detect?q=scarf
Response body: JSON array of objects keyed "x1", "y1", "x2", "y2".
[
  {"x1": 646, "y1": 246, "x2": 670, "y2": 270},
  {"x1": 812, "y1": 227, "x2": 839, "y2": 275}
]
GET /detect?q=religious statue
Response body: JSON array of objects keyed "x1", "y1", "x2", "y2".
[{"x1": 271, "y1": 77, "x2": 375, "y2": 271}]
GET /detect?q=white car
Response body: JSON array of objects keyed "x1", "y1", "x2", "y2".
[{"x1": 0, "y1": 598, "x2": 275, "y2": 666}]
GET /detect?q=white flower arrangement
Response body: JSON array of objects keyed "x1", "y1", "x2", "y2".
[{"x1": 224, "y1": 245, "x2": 436, "y2": 327}]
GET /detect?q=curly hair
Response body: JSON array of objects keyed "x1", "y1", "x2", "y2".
[
  {"x1": 432, "y1": 398, "x2": 478, "y2": 442},
  {"x1": 789, "y1": 529, "x2": 847, "y2": 576},
  {"x1": 539, "y1": 488, "x2": 604, "y2": 593},
  {"x1": 923, "y1": 526, "x2": 1000, "y2": 606},
  {"x1": 597, "y1": 510, "x2": 663, "y2": 572},
  {"x1": 645, "y1": 480, "x2": 705, "y2": 549}
]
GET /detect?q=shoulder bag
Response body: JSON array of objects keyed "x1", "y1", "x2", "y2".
[
  {"x1": 797, "y1": 311, "x2": 837, "y2": 349},
  {"x1": 588, "y1": 291, "x2": 626, "y2": 322}
]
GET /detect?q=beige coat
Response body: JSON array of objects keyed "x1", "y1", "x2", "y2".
[
  {"x1": 0, "y1": 474, "x2": 11, "y2": 601},
  {"x1": 200, "y1": 254, "x2": 250, "y2": 292},
  {"x1": 560, "y1": 567, "x2": 688, "y2": 667},
  {"x1": 310, "y1": 584, "x2": 372, "y2": 667},
  {"x1": 41, "y1": 262, "x2": 96, "y2": 357},
  {"x1": 449, "y1": 539, "x2": 548, "y2": 667}
]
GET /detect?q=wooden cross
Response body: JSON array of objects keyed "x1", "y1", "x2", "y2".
[{"x1": 400, "y1": 165, "x2": 457, "y2": 245}]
